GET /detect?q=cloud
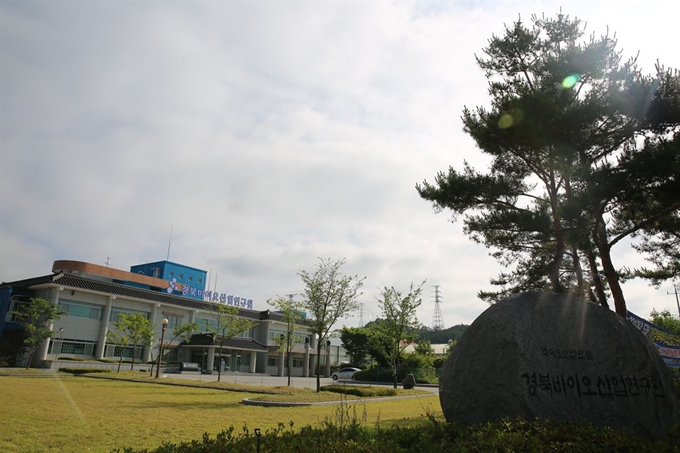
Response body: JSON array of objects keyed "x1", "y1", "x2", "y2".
[{"x1": 1, "y1": 0, "x2": 678, "y2": 329}]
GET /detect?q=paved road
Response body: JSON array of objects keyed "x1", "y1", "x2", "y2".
[{"x1": 163, "y1": 371, "x2": 439, "y2": 394}]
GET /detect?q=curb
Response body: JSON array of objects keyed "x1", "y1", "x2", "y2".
[{"x1": 242, "y1": 393, "x2": 438, "y2": 407}]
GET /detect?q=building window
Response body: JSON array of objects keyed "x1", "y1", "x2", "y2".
[
  {"x1": 179, "y1": 274, "x2": 184, "y2": 279},
  {"x1": 151, "y1": 268, "x2": 160, "y2": 278},
  {"x1": 163, "y1": 348, "x2": 179, "y2": 363},
  {"x1": 110, "y1": 308, "x2": 149, "y2": 323},
  {"x1": 169, "y1": 271, "x2": 174, "y2": 277},
  {"x1": 236, "y1": 327, "x2": 253, "y2": 339},
  {"x1": 241, "y1": 354, "x2": 250, "y2": 366},
  {"x1": 49, "y1": 339, "x2": 96, "y2": 356},
  {"x1": 292, "y1": 358, "x2": 304, "y2": 368},
  {"x1": 188, "y1": 276, "x2": 193, "y2": 281},
  {"x1": 58, "y1": 299, "x2": 103, "y2": 320},
  {"x1": 268, "y1": 330, "x2": 307, "y2": 344},
  {"x1": 105, "y1": 344, "x2": 144, "y2": 359},
  {"x1": 198, "y1": 278, "x2": 203, "y2": 283},
  {"x1": 6, "y1": 295, "x2": 32, "y2": 322},
  {"x1": 196, "y1": 318, "x2": 218, "y2": 332},
  {"x1": 267, "y1": 357, "x2": 278, "y2": 367},
  {"x1": 166, "y1": 315, "x2": 182, "y2": 330}
]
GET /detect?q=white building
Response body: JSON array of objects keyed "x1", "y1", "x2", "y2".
[{"x1": 0, "y1": 260, "x2": 338, "y2": 376}]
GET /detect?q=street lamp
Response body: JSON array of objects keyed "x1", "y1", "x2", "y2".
[
  {"x1": 58, "y1": 328, "x2": 64, "y2": 355},
  {"x1": 155, "y1": 318, "x2": 169, "y2": 379}
]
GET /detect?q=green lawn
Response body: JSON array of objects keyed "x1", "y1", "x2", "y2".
[{"x1": 0, "y1": 374, "x2": 440, "y2": 453}]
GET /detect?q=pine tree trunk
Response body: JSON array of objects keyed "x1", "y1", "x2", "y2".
[
  {"x1": 593, "y1": 223, "x2": 627, "y2": 316},
  {"x1": 584, "y1": 239, "x2": 609, "y2": 308}
]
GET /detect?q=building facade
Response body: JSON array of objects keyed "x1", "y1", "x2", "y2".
[{"x1": 0, "y1": 260, "x2": 337, "y2": 376}]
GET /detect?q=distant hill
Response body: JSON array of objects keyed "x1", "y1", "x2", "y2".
[{"x1": 416, "y1": 324, "x2": 469, "y2": 344}]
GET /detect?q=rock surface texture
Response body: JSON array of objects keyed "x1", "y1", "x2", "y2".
[
  {"x1": 439, "y1": 292, "x2": 680, "y2": 439},
  {"x1": 402, "y1": 373, "x2": 416, "y2": 389}
]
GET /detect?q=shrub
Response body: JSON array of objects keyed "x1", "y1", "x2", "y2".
[
  {"x1": 402, "y1": 352, "x2": 434, "y2": 369},
  {"x1": 320, "y1": 384, "x2": 397, "y2": 397},
  {"x1": 354, "y1": 366, "x2": 439, "y2": 384},
  {"x1": 59, "y1": 368, "x2": 112, "y2": 375},
  {"x1": 115, "y1": 417, "x2": 680, "y2": 453}
]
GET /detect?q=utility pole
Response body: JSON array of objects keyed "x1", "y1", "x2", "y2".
[{"x1": 668, "y1": 285, "x2": 680, "y2": 318}]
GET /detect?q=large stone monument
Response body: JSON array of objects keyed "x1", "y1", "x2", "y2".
[{"x1": 439, "y1": 292, "x2": 680, "y2": 439}]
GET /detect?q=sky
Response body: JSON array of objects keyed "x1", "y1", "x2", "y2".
[{"x1": 1, "y1": 0, "x2": 679, "y2": 330}]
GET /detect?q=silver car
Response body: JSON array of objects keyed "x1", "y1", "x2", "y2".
[{"x1": 331, "y1": 367, "x2": 361, "y2": 380}]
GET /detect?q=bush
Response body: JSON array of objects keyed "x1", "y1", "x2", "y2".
[
  {"x1": 354, "y1": 366, "x2": 439, "y2": 384},
  {"x1": 115, "y1": 418, "x2": 680, "y2": 453},
  {"x1": 59, "y1": 368, "x2": 113, "y2": 375},
  {"x1": 320, "y1": 384, "x2": 397, "y2": 397}
]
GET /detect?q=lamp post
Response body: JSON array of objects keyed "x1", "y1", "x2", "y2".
[
  {"x1": 155, "y1": 318, "x2": 169, "y2": 379},
  {"x1": 58, "y1": 327, "x2": 64, "y2": 355}
]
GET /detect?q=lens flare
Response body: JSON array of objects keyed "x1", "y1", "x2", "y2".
[
  {"x1": 562, "y1": 74, "x2": 580, "y2": 89},
  {"x1": 498, "y1": 114, "x2": 513, "y2": 129},
  {"x1": 498, "y1": 108, "x2": 523, "y2": 129}
]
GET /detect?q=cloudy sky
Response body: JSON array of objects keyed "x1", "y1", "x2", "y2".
[{"x1": 1, "y1": 0, "x2": 679, "y2": 329}]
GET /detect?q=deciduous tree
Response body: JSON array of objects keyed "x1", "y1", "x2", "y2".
[
  {"x1": 374, "y1": 281, "x2": 425, "y2": 388},
  {"x1": 16, "y1": 297, "x2": 62, "y2": 369},
  {"x1": 650, "y1": 309, "x2": 680, "y2": 335},
  {"x1": 107, "y1": 313, "x2": 154, "y2": 372},
  {"x1": 268, "y1": 296, "x2": 305, "y2": 386},
  {"x1": 207, "y1": 304, "x2": 252, "y2": 382},
  {"x1": 299, "y1": 257, "x2": 365, "y2": 391},
  {"x1": 339, "y1": 326, "x2": 372, "y2": 365},
  {"x1": 149, "y1": 322, "x2": 199, "y2": 377}
]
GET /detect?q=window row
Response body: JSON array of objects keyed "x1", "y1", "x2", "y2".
[
  {"x1": 267, "y1": 357, "x2": 306, "y2": 368},
  {"x1": 58, "y1": 299, "x2": 103, "y2": 320},
  {"x1": 195, "y1": 318, "x2": 254, "y2": 338},
  {"x1": 268, "y1": 330, "x2": 311, "y2": 345},
  {"x1": 49, "y1": 339, "x2": 97, "y2": 356}
]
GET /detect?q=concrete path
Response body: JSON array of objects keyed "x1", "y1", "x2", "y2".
[{"x1": 162, "y1": 371, "x2": 439, "y2": 395}]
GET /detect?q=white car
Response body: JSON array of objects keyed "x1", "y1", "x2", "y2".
[{"x1": 331, "y1": 367, "x2": 361, "y2": 380}]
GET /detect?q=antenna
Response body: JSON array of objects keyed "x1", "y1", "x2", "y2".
[
  {"x1": 166, "y1": 224, "x2": 173, "y2": 261},
  {"x1": 104, "y1": 257, "x2": 111, "y2": 268},
  {"x1": 432, "y1": 285, "x2": 444, "y2": 330}
]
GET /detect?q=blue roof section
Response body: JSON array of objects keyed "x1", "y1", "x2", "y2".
[{"x1": 130, "y1": 260, "x2": 207, "y2": 274}]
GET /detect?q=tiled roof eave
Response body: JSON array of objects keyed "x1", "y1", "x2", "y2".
[{"x1": 1, "y1": 272, "x2": 265, "y2": 319}]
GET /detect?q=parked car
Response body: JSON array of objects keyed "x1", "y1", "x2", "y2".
[
  {"x1": 331, "y1": 367, "x2": 361, "y2": 380},
  {"x1": 180, "y1": 362, "x2": 201, "y2": 372}
]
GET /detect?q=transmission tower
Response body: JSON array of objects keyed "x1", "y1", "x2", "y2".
[
  {"x1": 358, "y1": 303, "x2": 364, "y2": 327},
  {"x1": 432, "y1": 285, "x2": 444, "y2": 330}
]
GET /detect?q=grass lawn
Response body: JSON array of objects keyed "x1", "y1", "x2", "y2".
[{"x1": 0, "y1": 373, "x2": 441, "y2": 453}]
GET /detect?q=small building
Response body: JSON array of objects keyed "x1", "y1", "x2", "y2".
[{"x1": 0, "y1": 259, "x2": 334, "y2": 376}]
